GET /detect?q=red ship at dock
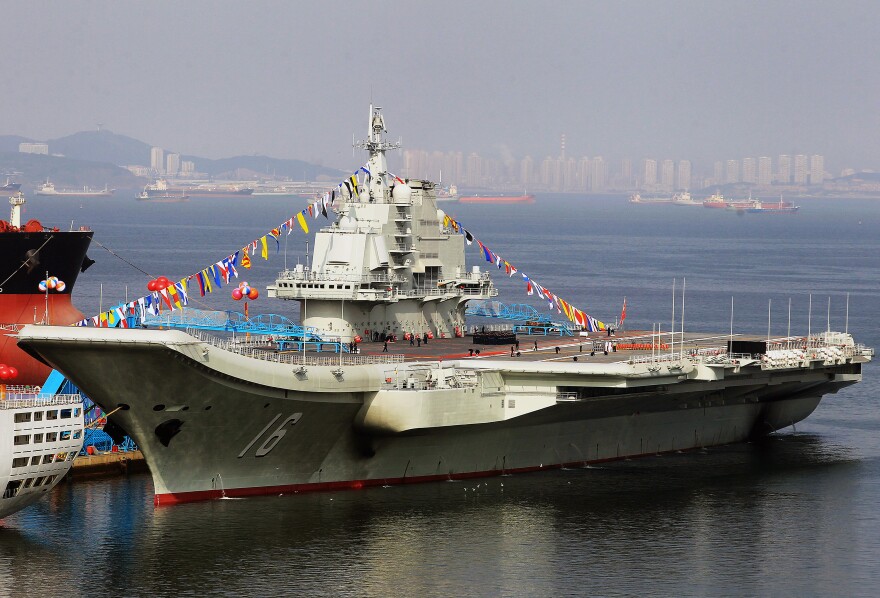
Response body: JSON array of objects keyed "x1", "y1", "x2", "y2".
[{"x1": 0, "y1": 193, "x2": 93, "y2": 385}]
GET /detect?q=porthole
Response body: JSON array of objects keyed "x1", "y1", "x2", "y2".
[{"x1": 153, "y1": 404, "x2": 166, "y2": 412}]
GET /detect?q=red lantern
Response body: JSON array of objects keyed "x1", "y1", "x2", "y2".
[
  {"x1": 7, "y1": 366, "x2": 17, "y2": 379},
  {"x1": 0, "y1": 367, "x2": 9, "y2": 380},
  {"x1": 147, "y1": 280, "x2": 158, "y2": 291},
  {"x1": 247, "y1": 288, "x2": 259, "y2": 300},
  {"x1": 157, "y1": 276, "x2": 170, "y2": 286}
]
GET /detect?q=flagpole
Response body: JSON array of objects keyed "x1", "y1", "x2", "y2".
[
  {"x1": 671, "y1": 278, "x2": 676, "y2": 359},
  {"x1": 826, "y1": 296, "x2": 831, "y2": 334},
  {"x1": 787, "y1": 297, "x2": 791, "y2": 338},
  {"x1": 680, "y1": 278, "x2": 685, "y2": 358},
  {"x1": 808, "y1": 293, "x2": 812, "y2": 342},
  {"x1": 767, "y1": 298, "x2": 771, "y2": 342},
  {"x1": 846, "y1": 292, "x2": 850, "y2": 334},
  {"x1": 729, "y1": 296, "x2": 734, "y2": 353}
]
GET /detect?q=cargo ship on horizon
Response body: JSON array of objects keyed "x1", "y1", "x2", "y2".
[
  {"x1": 458, "y1": 192, "x2": 534, "y2": 204},
  {"x1": 35, "y1": 180, "x2": 114, "y2": 197}
]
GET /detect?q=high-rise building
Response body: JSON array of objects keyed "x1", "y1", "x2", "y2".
[
  {"x1": 166, "y1": 153, "x2": 180, "y2": 177},
  {"x1": 776, "y1": 155, "x2": 791, "y2": 184},
  {"x1": 643, "y1": 159, "x2": 657, "y2": 187},
  {"x1": 151, "y1": 147, "x2": 165, "y2": 173},
  {"x1": 660, "y1": 159, "x2": 675, "y2": 190},
  {"x1": 677, "y1": 160, "x2": 691, "y2": 190},
  {"x1": 563, "y1": 158, "x2": 577, "y2": 192},
  {"x1": 726, "y1": 159, "x2": 740, "y2": 184},
  {"x1": 810, "y1": 155, "x2": 824, "y2": 185},
  {"x1": 180, "y1": 160, "x2": 195, "y2": 175},
  {"x1": 742, "y1": 157, "x2": 757, "y2": 184},
  {"x1": 714, "y1": 161, "x2": 724, "y2": 185},
  {"x1": 590, "y1": 156, "x2": 606, "y2": 192},
  {"x1": 620, "y1": 159, "x2": 632, "y2": 188},
  {"x1": 578, "y1": 157, "x2": 591, "y2": 191},
  {"x1": 793, "y1": 154, "x2": 808, "y2": 184},
  {"x1": 19, "y1": 142, "x2": 49, "y2": 155},
  {"x1": 757, "y1": 157, "x2": 772, "y2": 186},
  {"x1": 465, "y1": 153, "x2": 483, "y2": 187},
  {"x1": 520, "y1": 156, "x2": 534, "y2": 190},
  {"x1": 540, "y1": 156, "x2": 554, "y2": 189}
]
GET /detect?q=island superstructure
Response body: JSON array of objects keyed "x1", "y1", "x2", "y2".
[
  {"x1": 14, "y1": 107, "x2": 873, "y2": 506},
  {"x1": 269, "y1": 106, "x2": 496, "y2": 342}
]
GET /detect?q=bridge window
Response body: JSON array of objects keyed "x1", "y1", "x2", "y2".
[
  {"x1": 42, "y1": 455, "x2": 54, "y2": 464},
  {"x1": 46, "y1": 432, "x2": 57, "y2": 442},
  {"x1": 30, "y1": 456, "x2": 40, "y2": 465},
  {"x1": 33, "y1": 433, "x2": 43, "y2": 443},
  {"x1": 13, "y1": 434, "x2": 29, "y2": 445},
  {"x1": 12, "y1": 458, "x2": 28, "y2": 468},
  {"x1": 33, "y1": 411, "x2": 43, "y2": 421},
  {"x1": 3, "y1": 480, "x2": 22, "y2": 498},
  {"x1": 60, "y1": 431, "x2": 71, "y2": 441},
  {"x1": 61, "y1": 409, "x2": 72, "y2": 419},
  {"x1": 14, "y1": 412, "x2": 31, "y2": 423},
  {"x1": 46, "y1": 410, "x2": 58, "y2": 420}
]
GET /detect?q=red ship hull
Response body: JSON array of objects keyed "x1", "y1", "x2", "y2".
[
  {"x1": 0, "y1": 295, "x2": 86, "y2": 384},
  {"x1": 458, "y1": 194, "x2": 534, "y2": 204},
  {"x1": 0, "y1": 229, "x2": 93, "y2": 385}
]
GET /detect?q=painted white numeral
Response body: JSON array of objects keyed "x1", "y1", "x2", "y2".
[{"x1": 238, "y1": 413, "x2": 303, "y2": 458}]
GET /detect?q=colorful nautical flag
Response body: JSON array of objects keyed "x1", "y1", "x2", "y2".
[
  {"x1": 260, "y1": 236, "x2": 269, "y2": 260},
  {"x1": 296, "y1": 212, "x2": 309, "y2": 234},
  {"x1": 241, "y1": 249, "x2": 251, "y2": 270},
  {"x1": 620, "y1": 297, "x2": 627, "y2": 325}
]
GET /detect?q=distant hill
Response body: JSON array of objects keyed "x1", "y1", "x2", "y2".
[
  {"x1": 0, "y1": 135, "x2": 35, "y2": 153},
  {"x1": 0, "y1": 152, "x2": 143, "y2": 189},
  {"x1": 0, "y1": 128, "x2": 345, "y2": 185},
  {"x1": 47, "y1": 130, "x2": 153, "y2": 166},
  {"x1": 183, "y1": 154, "x2": 344, "y2": 181}
]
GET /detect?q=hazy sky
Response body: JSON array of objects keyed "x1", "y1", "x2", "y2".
[{"x1": 4, "y1": 1, "x2": 879, "y2": 171}]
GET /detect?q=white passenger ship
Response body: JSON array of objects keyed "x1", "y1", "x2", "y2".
[{"x1": 0, "y1": 388, "x2": 85, "y2": 519}]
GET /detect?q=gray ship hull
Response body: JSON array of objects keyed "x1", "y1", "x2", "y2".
[{"x1": 17, "y1": 326, "x2": 865, "y2": 505}]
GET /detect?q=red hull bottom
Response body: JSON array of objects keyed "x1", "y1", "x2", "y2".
[
  {"x1": 0, "y1": 295, "x2": 85, "y2": 385},
  {"x1": 153, "y1": 446, "x2": 711, "y2": 506}
]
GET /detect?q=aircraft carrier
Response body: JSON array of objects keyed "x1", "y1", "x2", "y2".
[{"x1": 15, "y1": 107, "x2": 873, "y2": 505}]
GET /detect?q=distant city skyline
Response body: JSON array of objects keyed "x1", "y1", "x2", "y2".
[
  {"x1": 400, "y1": 146, "x2": 832, "y2": 192},
  {"x1": 2, "y1": 2, "x2": 879, "y2": 173}
]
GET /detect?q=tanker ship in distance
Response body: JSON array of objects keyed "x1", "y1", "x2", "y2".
[
  {"x1": 458, "y1": 192, "x2": 534, "y2": 204},
  {"x1": 14, "y1": 106, "x2": 873, "y2": 507},
  {"x1": 0, "y1": 192, "x2": 94, "y2": 386}
]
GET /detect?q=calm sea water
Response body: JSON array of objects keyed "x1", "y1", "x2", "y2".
[{"x1": 1, "y1": 193, "x2": 879, "y2": 597}]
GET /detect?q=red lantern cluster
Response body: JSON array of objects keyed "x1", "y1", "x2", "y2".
[
  {"x1": 147, "y1": 276, "x2": 172, "y2": 292},
  {"x1": 0, "y1": 364, "x2": 19, "y2": 380},
  {"x1": 232, "y1": 281, "x2": 259, "y2": 301}
]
